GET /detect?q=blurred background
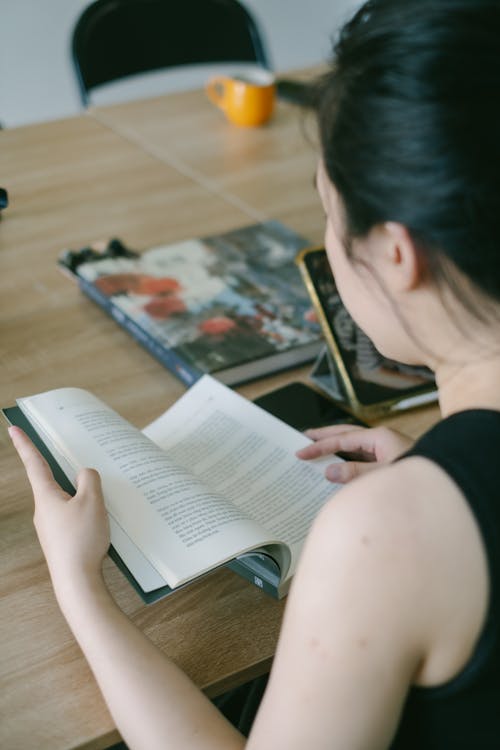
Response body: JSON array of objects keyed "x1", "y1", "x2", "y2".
[{"x1": 1, "y1": 0, "x2": 361, "y2": 128}]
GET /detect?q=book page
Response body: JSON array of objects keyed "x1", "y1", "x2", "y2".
[
  {"x1": 17, "y1": 388, "x2": 281, "y2": 587},
  {"x1": 144, "y1": 376, "x2": 341, "y2": 581}
]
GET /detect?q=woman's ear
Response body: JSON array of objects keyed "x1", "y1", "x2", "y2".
[{"x1": 379, "y1": 221, "x2": 424, "y2": 292}]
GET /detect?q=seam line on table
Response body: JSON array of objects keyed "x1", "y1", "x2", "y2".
[{"x1": 88, "y1": 110, "x2": 270, "y2": 224}]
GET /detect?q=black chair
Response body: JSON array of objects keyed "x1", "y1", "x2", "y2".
[{"x1": 71, "y1": 0, "x2": 271, "y2": 106}]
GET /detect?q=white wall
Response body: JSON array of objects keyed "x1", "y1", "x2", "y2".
[{"x1": 0, "y1": 0, "x2": 361, "y2": 128}]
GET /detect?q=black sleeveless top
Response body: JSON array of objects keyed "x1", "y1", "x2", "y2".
[{"x1": 389, "y1": 409, "x2": 500, "y2": 749}]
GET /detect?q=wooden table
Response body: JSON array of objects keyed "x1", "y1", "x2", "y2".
[{"x1": 0, "y1": 87, "x2": 439, "y2": 750}]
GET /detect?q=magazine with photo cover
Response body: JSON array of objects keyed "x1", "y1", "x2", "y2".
[
  {"x1": 58, "y1": 221, "x2": 323, "y2": 387},
  {"x1": 296, "y1": 246, "x2": 437, "y2": 419}
]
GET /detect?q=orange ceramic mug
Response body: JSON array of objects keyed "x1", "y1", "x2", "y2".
[{"x1": 205, "y1": 70, "x2": 275, "y2": 127}]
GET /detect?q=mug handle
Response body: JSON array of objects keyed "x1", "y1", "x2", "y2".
[{"x1": 205, "y1": 77, "x2": 227, "y2": 110}]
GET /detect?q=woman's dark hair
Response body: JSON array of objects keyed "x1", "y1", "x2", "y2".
[{"x1": 316, "y1": 0, "x2": 500, "y2": 308}]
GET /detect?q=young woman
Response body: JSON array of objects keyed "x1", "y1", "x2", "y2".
[{"x1": 9, "y1": 0, "x2": 500, "y2": 747}]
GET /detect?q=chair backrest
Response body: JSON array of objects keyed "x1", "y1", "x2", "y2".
[{"x1": 71, "y1": 0, "x2": 271, "y2": 106}]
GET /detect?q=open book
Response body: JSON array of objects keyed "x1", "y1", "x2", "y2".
[{"x1": 4, "y1": 377, "x2": 341, "y2": 601}]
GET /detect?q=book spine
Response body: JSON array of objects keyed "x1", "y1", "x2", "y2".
[
  {"x1": 225, "y1": 559, "x2": 280, "y2": 600},
  {"x1": 77, "y1": 277, "x2": 203, "y2": 387}
]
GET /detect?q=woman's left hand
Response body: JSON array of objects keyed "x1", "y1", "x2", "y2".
[
  {"x1": 296, "y1": 424, "x2": 413, "y2": 483},
  {"x1": 8, "y1": 426, "x2": 109, "y2": 594}
]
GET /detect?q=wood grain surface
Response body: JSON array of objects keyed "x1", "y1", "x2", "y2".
[{"x1": 0, "y1": 84, "x2": 439, "y2": 750}]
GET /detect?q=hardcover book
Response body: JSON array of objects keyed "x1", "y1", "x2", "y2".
[{"x1": 58, "y1": 221, "x2": 323, "y2": 387}]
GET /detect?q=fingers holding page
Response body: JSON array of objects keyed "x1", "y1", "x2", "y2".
[
  {"x1": 324, "y1": 459, "x2": 380, "y2": 484},
  {"x1": 296, "y1": 425, "x2": 377, "y2": 462},
  {"x1": 8, "y1": 426, "x2": 110, "y2": 587},
  {"x1": 8, "y1": 426, "x2": 70, "y2": 502},
  {"x1": 304, "y1": 424, "x2": 366, "y2": 439},
  {"x1": 296, "y1": 424, "x2": 414, "y2": 484}
]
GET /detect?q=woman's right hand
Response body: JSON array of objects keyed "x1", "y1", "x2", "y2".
[
  {"x1": 8, "y1": 426, "x2": 110, "y2": 600},
  {"x1": 296, "y1": 424, "x2": 413, "y2": 483}
]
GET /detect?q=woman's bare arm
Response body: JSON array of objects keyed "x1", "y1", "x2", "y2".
[{"x1": 12, "y1": 426, "x2": 468, "y2": 750}]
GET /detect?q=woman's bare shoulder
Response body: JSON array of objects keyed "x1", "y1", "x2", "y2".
[
  {"x1": 251, "y1": 456, "x2": 489, "y2": 747},
  {"x1": 298, "y1": 455, "x2": 489, "y2": 686},
  {"x1": 318, "y1": 453, "x2": 469, "y2": 537},
  {"x1": 303, "y1": 458, "x2": 445, "y2": 595},
  {"x1": 307, "y1": 455, "x2": 484, "y2": 595}
]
